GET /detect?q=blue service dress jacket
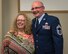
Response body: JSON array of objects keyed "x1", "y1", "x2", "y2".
[{"x1": 32, "y1": 13, "x2": 63, "y2": 54}]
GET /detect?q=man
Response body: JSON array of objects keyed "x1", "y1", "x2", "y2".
[{"x1": 31, "y1": 1, "x2": 63, "y2": 54}]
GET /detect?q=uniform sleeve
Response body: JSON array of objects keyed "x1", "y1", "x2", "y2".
[{"x1": 51, "y1": 17, "x2": 63, "y2": 54}]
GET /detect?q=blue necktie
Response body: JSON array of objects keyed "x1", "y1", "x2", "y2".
[{"x1": 36, "y1": 19, "x2": 39, "y2": 29}]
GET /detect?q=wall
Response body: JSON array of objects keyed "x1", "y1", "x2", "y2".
[
  {"x1": 20, "y1": 0, "x2": 68, "y2": 11},
  {"x1": 0, "y1": 0, "x2": 2, "y2": 53},
  {"x1": 2, "y1": 0, "x2": 68, "y2": 54},
  {"x1": 2, "y1": 0, "x2": 18, "y2": 36}
]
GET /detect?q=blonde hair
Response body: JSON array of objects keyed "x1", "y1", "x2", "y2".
[{"x1": 10, "y1": 13, "x2": 32, "y2": 35}]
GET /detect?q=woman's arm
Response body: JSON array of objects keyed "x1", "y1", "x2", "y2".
[
  {"x1": 1, "y1": 37, "x2": 11, "y2": 54},
  {"x1": 2, "y1": 38, "x2": 25, "y2": 54},
  {"x1": 9, "y1": 41, "x2": 24, "y2": 54}
]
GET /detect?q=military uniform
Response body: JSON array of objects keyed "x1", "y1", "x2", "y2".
[{"x1": 32, "y1": 13, "x2": 63, "y2": 54}]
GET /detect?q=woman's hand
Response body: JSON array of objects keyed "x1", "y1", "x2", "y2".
[{"x1": 2, "y1": 38, "x2": 11, "y2": 47}]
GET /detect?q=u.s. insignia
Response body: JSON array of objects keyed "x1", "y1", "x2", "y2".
[{"x1": 56, "y1": 25, "x2": 63, "y2": 35}]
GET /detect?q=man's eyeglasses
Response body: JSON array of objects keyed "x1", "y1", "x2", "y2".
[{"x1": 31, "y1": 6, "x2": 43, "y2": 10}]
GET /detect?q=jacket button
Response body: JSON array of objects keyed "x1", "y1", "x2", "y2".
[
  {"x1": 36, "y1": 40, "x2": 38, "y2": 42},
  {"x1": 36, "y1": 34, "x2": 38, "y2": 37},
  {"x1": 36, "y1": 46, "x2": 39, "y2": 48}
]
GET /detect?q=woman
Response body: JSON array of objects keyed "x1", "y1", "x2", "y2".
[{"x1": 2, "y1": 13, "x2": 34, "y2": 54}]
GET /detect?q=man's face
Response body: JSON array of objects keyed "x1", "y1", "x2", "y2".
[{"x1": 31, "y1": 2, "x2": 45, "y2": 18}]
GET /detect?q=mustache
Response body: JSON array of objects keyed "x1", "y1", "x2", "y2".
[{"x1": 32, "y1": 11, "x2": 39, "y2": 14}]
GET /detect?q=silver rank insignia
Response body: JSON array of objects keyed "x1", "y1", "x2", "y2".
[{"x1": 56, "y1": 24, "x2": 63, "y2": 35}]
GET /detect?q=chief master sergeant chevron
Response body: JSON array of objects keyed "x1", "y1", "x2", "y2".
[{"x1": 31, "y1": 1, "x2": 63, "y2": 54}]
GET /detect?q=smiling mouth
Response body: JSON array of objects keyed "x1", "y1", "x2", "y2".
[
  {"x1": 32, "y1": 11, "x2": 39, "y2": 14},
  {"x1": 18, "y1": 23, "x2": 23, "y2": 26}
]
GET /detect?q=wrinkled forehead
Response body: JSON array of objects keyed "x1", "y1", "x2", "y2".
[{"x1": 32, "y1": 1, "x2": 44, "y2": 7}]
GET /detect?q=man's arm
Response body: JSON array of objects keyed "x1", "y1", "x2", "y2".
[{"x1": 52, "y1": 17, "x2": 63, "y2": 54}]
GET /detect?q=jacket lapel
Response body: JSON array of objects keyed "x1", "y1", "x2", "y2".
[{"x1": 36, "y1": 13, "x2": 48, "y2": 33}]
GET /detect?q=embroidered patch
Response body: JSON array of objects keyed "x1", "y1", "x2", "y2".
[{"x1": 56, "y1": 25, "x2": 62, "y2": 35}]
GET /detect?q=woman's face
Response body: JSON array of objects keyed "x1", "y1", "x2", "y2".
[{"x1": 16, "y1": 15, "x2": 26, "y2": 29}]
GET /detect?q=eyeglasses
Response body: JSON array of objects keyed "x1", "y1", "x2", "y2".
[{"x1": 31, "y1": 6, "x2": 43, "y2": 10}]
